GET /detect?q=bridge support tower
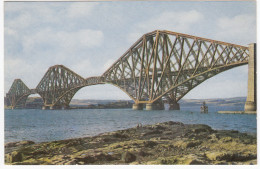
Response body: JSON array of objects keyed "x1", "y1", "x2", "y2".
[
  {"x1": 169, "y1": 102, "x2": 180, "y2": 110},
  {"x1": 245, "y1": 43, "x2": 257, "y2": 112},
  {"x1": 42, "y1": 105, "x2": 70, "y2": 110},
  {"x1": 146, "y1": 99, "x2": 165, "y2": 110},
  {"x1": 132, "y1": 103, "x2": 143, "y2": 110}
]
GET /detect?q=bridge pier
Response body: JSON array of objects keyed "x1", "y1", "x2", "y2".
[
  {"x1": 169, "y1": 102, "x2": 180, "y2": 110},
  {"x1": 50, "y1": 105, "x2": 62, "y2": 110},
  {"x1": 62, "y1": 105, "x2": 70, "y2": 110},
  {"x1": 132, "y1": 103, "x2": 143, "y2": 110},
  {"x1": 245, "y1": 43, "x2": 257, "y2": 112},
  {"x1": 44, "y1": 105, "x2": 70, "y2": 110},
  {"x1": 146, "y1": 100, "x2": 165, "y2": 110}
]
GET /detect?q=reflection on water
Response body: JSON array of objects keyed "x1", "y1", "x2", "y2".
[{"x1": 5, "y1": 107, "x2": 256, "y2": 143}]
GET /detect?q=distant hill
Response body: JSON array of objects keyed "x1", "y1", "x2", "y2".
[{"x1": 179, "y1": 97, "x2": 246, "y2": 107}]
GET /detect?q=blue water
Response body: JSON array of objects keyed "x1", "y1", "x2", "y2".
[{"x1": 5, "y1": 106, "x2": 256, "y2": 143}]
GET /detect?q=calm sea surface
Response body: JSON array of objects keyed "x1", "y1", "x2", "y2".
[{"x1": 5, "y1": 105, "x2": 256, "y2": 143}]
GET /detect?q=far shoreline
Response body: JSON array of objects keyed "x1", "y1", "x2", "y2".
[{"x1": 218, "y1": 111, "x2": 256, "y2": 114}]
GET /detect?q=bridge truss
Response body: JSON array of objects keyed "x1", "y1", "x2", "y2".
[
  {"x1": 6, "y1": 30, "x2": 250, "y2": 109},
  {"x1": 102, "y1": 30, "x2": 249, "y2": 106},
  {"x1": 6, "y1": 79, "x2": 32, "y2": 109}
]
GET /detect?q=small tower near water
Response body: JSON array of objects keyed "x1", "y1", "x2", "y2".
[{"x1": 200, "y1": 101, "x2": 208, "y2": 113}]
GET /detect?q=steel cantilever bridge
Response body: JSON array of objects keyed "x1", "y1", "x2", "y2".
[{"x1": 6, "y1": 30, "x2": 251, "y2": 110}]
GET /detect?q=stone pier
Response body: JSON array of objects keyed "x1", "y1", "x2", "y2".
[
  {"x1": 132, "y1": 103, "x2": 143, "y2": 110},
  {"x1": 169, "y1": 102, "x2": 180, "y2": 110},
  {"x1": 42, "y1": 105, "x2": 70, "y2": 110},
  {"x1": 62, "y1": 105, "x2": 70, "y2": 110},
  {"x1": 146, "y1": 100, "x2": 165, "y2": 110},
  {"x1": 244, "y1": 43, "x2": 257, "y2": 112}
]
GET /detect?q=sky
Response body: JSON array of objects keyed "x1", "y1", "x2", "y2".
[{"x1": 4, "y1": 1, "x2": 256, "y2": 100}]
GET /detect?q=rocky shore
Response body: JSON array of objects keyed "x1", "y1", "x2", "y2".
[{"x1": 5, "y1": 121, "x2": 257, "y2": 165}]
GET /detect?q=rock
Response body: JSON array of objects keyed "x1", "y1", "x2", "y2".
[
  {"x1": 75, "y1": 156, "x2": 96, "y2": 164},
  {"x1": 186, "y1": 140, "x2": 202, "y2": 148},
  {"x1": 223, "y1": 153, "x2": 257, "y2": 162},
  {"x1": 220, "y1": 137, "x2": 233, "y2": 143},
  {"x1": 121, "y1": 151, "x2": 136, "y2": 163},
  {"x1": 191, "y1": 124, "x2": 213, "y2": 133},
  {"x1": 189, "y1": 159, "x2": 206, "y2": 165},
  {"x1": 143, "y1": 141, "x2": 158, "y2": 148},
  {"x1": 4, "y1": 121, "x2": 257, "y2": 165},
  {"x1": 6, "y1": 151, "x2": 24, "y2": 163},
  {"x1": 130, "y1": 161, "x2": 140, "y2": 165},
  {"x1": 206, "y1": 152, "x2": 226, "y2": 161},
  {"x1": 113, "y1": 133, "x2": 128, "y2": 139},
  {"x1": 75, "y1": 153, "x2": 116, "y2": 164},
  {"x1": 143, "y1": 130, "x2": 162, "y2": 136},
  {"x1": 5, "y1": 140, "x2": 35, "y2": 148},
  {"x1": 102, "y1": 138, "x2": 112, "y2": 142},
  {"x1": 175, "y1": 140, "x2": 202, "y2": 149},
  {"x1": 205, "y1": 151, "x2": 256, "y2": 162},
  {"x1": 152, "y1": 125, "x2": 166, "y2": 130},
  {"x1": 163, "y1": 131, "x2": 173, "y2": 135},
  {"x1": 165, "y1": 121, "x2": 184, "y2": 126},
  {"x1": 208, "y1": 133, "x2": 218, "y2": 141},
  {"x1": 160, "y1": 155, "x2": 206, "y2": 165},
  {"x1": 138, "y1": 150, "x2": 150, "y2": 157}
]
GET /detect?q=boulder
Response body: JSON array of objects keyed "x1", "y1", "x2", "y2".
[
  {"x1": 113, "y1": 133, "x2": 129, "y2": 139},
  {"x1": 143, "y1": 141, "x2": 158, "y2": 148},
  {"x1": 138, "y1": 149, "x2": 150, "y2": 157},
  {"x1": 121, "y1": 151, "x2": 136, "y2": 163},
  {"x1": 5, "y1": 140, "x2": 35, "y2": 148},
  {"x1": 205, "y1": 151, "x2": 256, "y2": 162},
  {"x1": 220, "y1": 137, "x2": 233, "y2": 143},
  {"x1": 186, "y1": 140, "x2": 202, "y2": 148},
  {"x1": 5, "y1": 151, "x2": 24, "y2": 163},
  {"x1": 75, "y1": 152, "x2": 116, "y2": 164}
]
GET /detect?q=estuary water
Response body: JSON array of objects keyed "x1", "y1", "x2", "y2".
[{"x1": 5, "y1": 106, "x2": 256, "y2": 143}]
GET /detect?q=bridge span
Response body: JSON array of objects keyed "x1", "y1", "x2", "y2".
[{"x1": 5, "y1": 30, "x2": 256, "y2": 111}]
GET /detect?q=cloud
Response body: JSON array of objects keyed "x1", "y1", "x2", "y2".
[
  {"x1": 4, "y1": 58, "x2": 46, "y2": 91},
  {"x1": 102, "y1": 59, "x2": 117, "y2": 73},
  {"x1": 215, "y1": 14, "x2": 256, "y2": 45},
  {"x1": 67, "y1": 2, "x2": 98, "y2": 18},
  {"x1": 5, "y1": 3, "x2": 62, "y2": 30},
  {"x1": 5, "y1": 27, "x2": 17, "y2": 36},
  {"x1": 70, "y1": 59, "x2": 101, "y2": 77},
  {"x1": 184, "y1": 67, "x2": 248, "y2": 99},
  {"x1": 5, "y1": 2, "x2": 99, "y2": 32},
  {"x1": 20, "y1": 28, "x2": 104, "y2": 57},
  {"x1": 127, "y1": 10, "x2": 204, "y2": 43},
  {"x1": 6, "y1": 12, "x2": 32, "y2": 29},
  {"x1": 5, "y1": 27, "x2": 104, "y2": 92},
  {"x1": 138, "y1": 10, "x2": 203, "y2": 31},
  {"x1": 127, "y1": 32, "x2": 143, "y2": 45}
]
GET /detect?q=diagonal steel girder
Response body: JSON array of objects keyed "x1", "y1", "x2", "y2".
[
  {"x1": 35, "y1": 65, "x2": 105, "y2": 108},
  {"x1": 35, "y1": 65, "x2": 87, "y2": 107},
  {"x1": 6, "y1": 79, "x2": 32, "y2": 108},
  {"x1": 102, "y1": 30, "x2": 249, "y2": 104}
]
